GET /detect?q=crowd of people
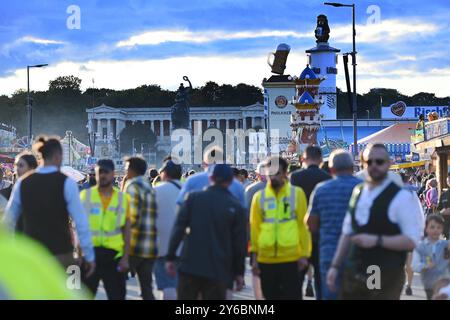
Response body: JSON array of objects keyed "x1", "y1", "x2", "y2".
[{"x1": 0, "y1": 135, "x2": 449, "y2": 300}]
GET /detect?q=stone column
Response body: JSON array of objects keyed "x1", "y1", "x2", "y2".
[
  {"x1": 160, "y1": 121, "x2": 164, "y2": 138},
  {"x1": 115, "y1": 119, "x2": 124, "y2": 139},
  {"x1": 96, "y1": 118, "x2": 102, "y2": 137},
  {"x1": 107, "y1": 119, "x2": 112, "y2": 141},
  {"x1": 149, "y1": 120, "x2": 154, "y2": 133}
]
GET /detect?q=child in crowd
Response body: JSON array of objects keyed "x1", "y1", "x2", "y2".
[
  {"x1": 413, "y1": 215, "x2": 450, "y2": 300},
  {"x1": 425, "y1": 179, "x2": 439, "y2": 215}
]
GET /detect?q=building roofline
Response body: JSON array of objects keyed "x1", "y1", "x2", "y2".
[{"x1": 86, "y1": 102, "x2": 264, "y2": 113}]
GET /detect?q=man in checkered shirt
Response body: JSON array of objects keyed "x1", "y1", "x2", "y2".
[{"x1": 123, "y1": 156, "x2": 157, "y2": 300}]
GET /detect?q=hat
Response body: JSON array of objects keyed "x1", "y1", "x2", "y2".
[
  {"x1": 211, "y1": 164, "x2": 233, "y2": 183},
  {"x1": 159, "y1": 160, "x2": 182, "y2": 178},
  {"x1": 96, "y1": 159, "x2": 115, "y2": 172}
]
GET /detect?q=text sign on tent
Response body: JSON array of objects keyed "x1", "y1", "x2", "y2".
[
  {"x1": 382, "y1": 105, "x2": 449, "y2": 119},
  {"x1": 425, "y1": 118, "x2": 450, "y2": 140}
]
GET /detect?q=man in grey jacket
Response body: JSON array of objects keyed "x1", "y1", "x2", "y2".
[{"x1": 166, "y1": 164, "x2": 247, "y2": 300}]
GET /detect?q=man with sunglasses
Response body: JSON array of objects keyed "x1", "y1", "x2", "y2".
[{"x1": 327, "y1": 143, "x2": 424, "y2": 300}]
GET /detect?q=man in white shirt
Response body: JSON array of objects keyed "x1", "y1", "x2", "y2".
[
  {"x1": 4, "y1": 136, "x2": 95, "y2": 275},
  {"x1": 154, "y1": 160, "x2": 182, "y2": 300},
  {"x1": 327, "y1": 143, "x2": 424, "y2": 300},
  {"x1": 434, "y1": 280, "x2": 450, "y2": 300}
]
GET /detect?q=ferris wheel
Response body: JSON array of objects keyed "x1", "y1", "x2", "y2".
[{"x1": 13, "y1": 136, "x2": 32, "y2": 149}]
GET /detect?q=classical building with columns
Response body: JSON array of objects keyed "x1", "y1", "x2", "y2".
[{"x1": 86, "y1": 103, "x2": 266, "y2": 160}]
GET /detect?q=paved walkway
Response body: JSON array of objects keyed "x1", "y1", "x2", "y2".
[{"x1": 96, "y1": 263, "x2": 426, "y2": 300}]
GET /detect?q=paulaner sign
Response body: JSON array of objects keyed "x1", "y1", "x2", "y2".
[{"x1": 382, "y1": 105, "x2": 449, "y2": 120}]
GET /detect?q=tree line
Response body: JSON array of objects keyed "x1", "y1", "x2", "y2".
[{"x1": 0, "y1": 75, "x2": 448, "y2": 144}]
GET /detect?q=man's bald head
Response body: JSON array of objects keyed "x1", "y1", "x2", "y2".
[{"x1": 362, "y1": 143, "x2": 390, "y2": 163}]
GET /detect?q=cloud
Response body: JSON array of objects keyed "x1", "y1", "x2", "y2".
[
  {"x1": 0, "y1": 36, "x2": 66, "y2": 57},
  {"x1": 19, "y1": 36, "x2": 65, "y2": 45},
  {"x1": 116, "y1": 29, "x2": 310, "y2": 47},
  {"x1": 331, "y1": 19, "x2": 437, "y2": 44},
  {"x1": 115, "y1": 18, "x2": 437, "y2": 49}
]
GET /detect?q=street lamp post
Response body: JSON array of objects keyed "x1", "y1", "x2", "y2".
[
  {"x1": 27, "y1": 64, "x2": 48, "y2": 144},
  {"x1": 324, "y1": 2, "x2": 357, "y2": 156}
]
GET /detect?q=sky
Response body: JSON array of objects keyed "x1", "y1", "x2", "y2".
[{"x1": 0, "y1": 0, "x2": 449, "y2": 97}]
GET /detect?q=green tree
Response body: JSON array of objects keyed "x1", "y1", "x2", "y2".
[
  {"x1": 49, "y1": 75, "x2": 82, "y2": 94},
  {"x1": 119, "y1": 122, "x2": 157, "y2": 155}
]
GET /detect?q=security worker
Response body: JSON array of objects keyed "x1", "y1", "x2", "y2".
[
  {"x1": 250, "y1": 156, "x2": 311, "y2": 300},
  {"x1": 80, "y1": 159, "x2": 131, "y2": 300}
]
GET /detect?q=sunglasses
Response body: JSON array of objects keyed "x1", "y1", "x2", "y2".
[{"x1": 366, "y1": 158, "x2": 387, "y2": 166}]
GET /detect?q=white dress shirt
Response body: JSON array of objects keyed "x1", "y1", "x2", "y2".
[
  {"x1": 154, "y1": 180, "x2": 182, "y2": 257},
  {"x1": 439, "y1": 284, "x2": 450, "y2": 299},
  {"x1": 342, "y1": 177, "x2": 424, "y2": 246},
  {"x1": 3, "y1": 166, "x2": 95, "y2": 262}
]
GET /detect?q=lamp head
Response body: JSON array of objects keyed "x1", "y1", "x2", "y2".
[
  {"x1": 29, "y1": 64, "x2": 49, "y2": 68},
  {"x1": 324, "y1": 2, "x2": 344, "y2": 7}
]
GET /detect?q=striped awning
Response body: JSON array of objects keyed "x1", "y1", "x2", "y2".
[{"x1": 349, "y1": 143, "x2": 411, "y2": 156}]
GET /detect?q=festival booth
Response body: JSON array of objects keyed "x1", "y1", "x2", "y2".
[
  {"x1": 349, "y1": 123, "x2": 418, "y2": 164},
  {"x1": 0, "y1": 154, "x2": 14, "y2": 175},
  {"x1": 0, "y1": 154, "x2": 14, "y2": 164},
  {"x1": 414, "y1": 117, "x2": 450, "y2": 192}
]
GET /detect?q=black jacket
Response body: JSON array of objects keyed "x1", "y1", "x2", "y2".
[
  {"x1": 290, "y1": 165, "x2": 331, "y2": 203},
  {"x1": 0, "y1": 184, "x2": 12, "y2": 200},
  {"x1": 290, "y1": 165, "x2": 331, "y2": 244},
  {"x1": 167, "y1": 185, "x2": 247, "y2": 286}
]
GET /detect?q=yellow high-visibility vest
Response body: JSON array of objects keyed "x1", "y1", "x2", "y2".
[
  {"x1": 80, "y1": 186, "x2": 127, "y2": 257},
  {"x1": 257, "y1": 183, "x2": 300, "y2": 259}
]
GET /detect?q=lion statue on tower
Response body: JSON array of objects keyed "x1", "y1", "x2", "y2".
[{"x1": 315, "y1": 14, "x2": 330, "y2": 43}]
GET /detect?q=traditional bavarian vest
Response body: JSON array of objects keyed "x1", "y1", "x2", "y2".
[
  {"x1": 20, "y1": 171, "x2": 72, "y2": 255},
  {"x1": 346, "y1": 182, "x2": 407, "y2": 273}
]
